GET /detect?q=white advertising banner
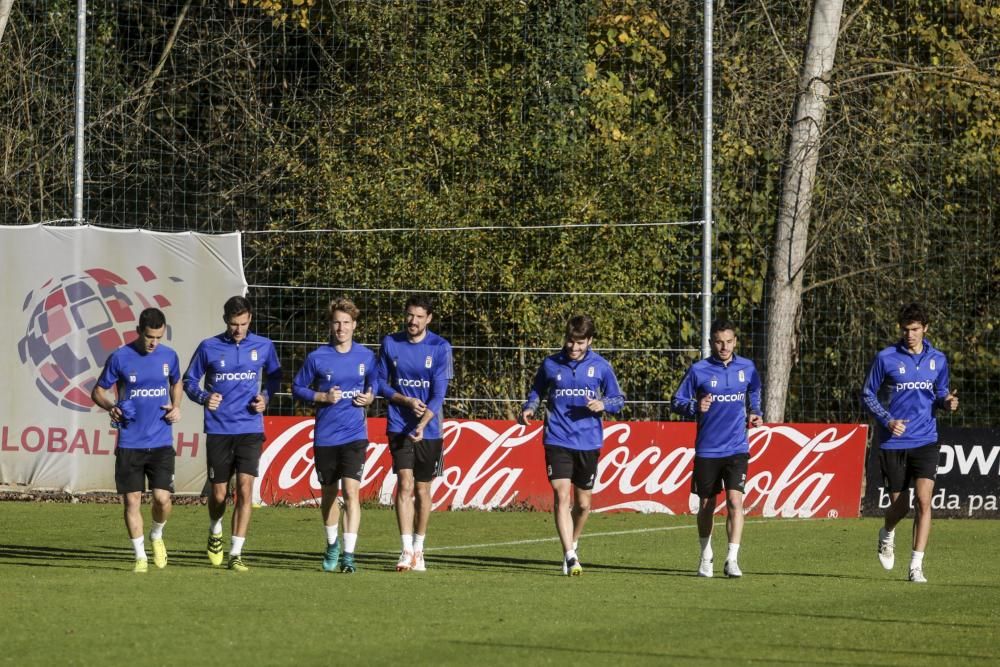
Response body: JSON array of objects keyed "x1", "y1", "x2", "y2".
[{"x1": 0, "y1": 225, "x2": 246, "y2": 493}]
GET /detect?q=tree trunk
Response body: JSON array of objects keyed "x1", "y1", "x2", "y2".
[
  {"x1": 0, "y1": 0, "x2": 15, "y2": 47},
  {"x1": 765, "y1": 0, "x2": 844, "y2": 422}
]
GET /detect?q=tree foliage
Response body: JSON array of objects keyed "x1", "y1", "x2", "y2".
[{"x1": 0, "y1": 1, "x2": 996, "y2": 423}]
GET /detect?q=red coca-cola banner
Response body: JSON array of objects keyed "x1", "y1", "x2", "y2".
[{"x1": 255, "y1": 418, "x2": 868, "y2": 518}]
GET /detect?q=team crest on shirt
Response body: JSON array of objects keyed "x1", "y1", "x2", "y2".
[
  {"x1": 358, "y1": 363, "x2": 366, "y2": 376},
  {"x1": 587, "y1": 366, "x2": 595, "y2": 377},
  {"x1": 930, "y1": 359, "x2": 936, "y2": 371},
  {"x1": 252, "y1": 350, "x2": 259, "y2": 362},
  {"x1": 425, "y1": 355, "x2": 433, "y2": 369},
  {"x1": 738, "y1": 370, "x2": 745, "y2": 382},
  {"x1": 162, "y1": 364, "x2": 169, "y2": 376}
]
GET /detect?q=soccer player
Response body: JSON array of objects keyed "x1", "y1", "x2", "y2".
[
  {"x1": 671, "y1": 319, "x2": 762, "y2": 579},
  {"x1": 862, "y1": 302, "x2": 958, "y2": 583},
  {"x1": 183, "y1": 295, "x2": 281, "y2": 572},
  {"x1": 376, "y1": 295, "x2": 453, "y2": 572},
  {"x1": 291, "y1": 298, "x2": 376, "y2": 573},
  {"x1": 91, "y1": 307, "x2": 183, "y2": 573},
  {"x1": 518, "y1": 314, "x2": 625, "y2": 577}
]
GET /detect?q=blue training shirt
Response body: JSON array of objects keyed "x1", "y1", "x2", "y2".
[
  {"x1": 96, "y1": 343, "x2": 181, "y2": 449},
  {"x1": 671, "y1": 354, "x2": 762, "y2": 458},
  {"x1": 292, "y1": 341, "x2": 377, "y2": 447},
  {"x1": 376, "y1": 330, "x2": 453, "y2": 440},
  {"x1": 183, "y1": 332, "x2": 282, "y2": 435},
  {"x1": 861, "y1": 339, "x2": 951, "y2": 450},
  {"x1": 522, "y1": 349, "x2": 625, "y2": 452}
]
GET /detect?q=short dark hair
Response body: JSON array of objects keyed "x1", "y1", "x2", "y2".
[
  {"x1": 137, "y1": 307, "x2": 166, "y2": 332},
  {"x1": 330, "y1": 297, "x2": 360, "y2": 321},
  {"x1": 223, "y1": 295, "x2": 252, "y2": 322},
  {"x1": 565, "y1": 314, "x2": 596, "y2": 340},
  {"x1": 404, "y1": 294, "x2": 434, "y2": 316},
  {"x1": 898, "y1": 302, "x2": 928, "y2": 327},
  {"x1": 710, "y1": 319, "x2": 738, "y2": 337}
]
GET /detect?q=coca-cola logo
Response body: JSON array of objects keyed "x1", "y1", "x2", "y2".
[{"x1": 255, "y1": 418, "x2": 867, "y2": 518}]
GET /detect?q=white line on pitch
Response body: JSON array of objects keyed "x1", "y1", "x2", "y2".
[
  {"x1": 424, "y1": 517, "x2": 812, "y2": 553},
  {"x1": 366, "y1": 517, "x2": 813, "y2": 555}
]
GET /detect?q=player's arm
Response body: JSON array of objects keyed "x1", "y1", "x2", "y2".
[
  {"x1": 91, "y1": 384, "x2": 122, "y2": 420},
  {"x1": 375, "y1": 339, "x2": 398, "y2": 402},
  {"x1": 589, "y1": 363, "x2": 625, "y2": 414},
  {"x1": 353, "y1": 356, "x2": 377, "y2": 407},
  {"x1": 257, "y1": 345, "x2": 283, "y2": 409},
  {"x1": 747, "y1": 365, "x2": 763, "y2": 427},
  {"x1": 422, "y1": 343, "x2": 452, "y2": 422},
  {"x1": 91, "y1": 358, "x2": 123, "y2": 422},
  {"x1": 291, "y1": 357, "x2": 324, "y2": 404},
  {"x1": 183, "y1": 344, "x2": 216, "y2": 406},
  {"x1": 163, "y1": 378, "x2": 183, "y2": 423},
  {"x1": 932, "y1": 358, "x2": 959, "y2": 412},
  {"x1": 518, "y1": 362, "x2": 547, "y2": 425},
  {"x1": 670, "y1": 368, "x2": 700, "y2": 418},
  {"x1": 860, "y1": 356, "x2": 892, "y2": 427}
]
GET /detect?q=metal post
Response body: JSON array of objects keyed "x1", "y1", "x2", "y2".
[
  {"x1": 73, "y1": 0, "x2": 86, "y2": 224},
  {"x1": 701, "y1": 0, "x2": 713, "y2": 357}
]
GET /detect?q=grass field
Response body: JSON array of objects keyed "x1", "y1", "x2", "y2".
[{"x1": 1, "y1": 502, "x2": 998, "y2": 666}]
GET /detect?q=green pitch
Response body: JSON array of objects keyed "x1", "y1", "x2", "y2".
[{"x1": 1, "y1": 503, "x2": 998, "y2": 666}]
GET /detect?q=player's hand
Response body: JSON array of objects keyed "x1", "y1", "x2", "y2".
[
  {"x1": 410, "y1": 424, "x2": 425, "y2": 442},
  {"x1": 250, "y1": 393, "x2": 267, "y2": 413},
  {"x1": 586, "y1": 398, "x2": 605, "y2": 413},
  {"x1": 698, "y1": 394, "x2": 713, "y2": 413},
  {"x1": 408, "y1": 397, "x2": 428, "y2": 417},
  {"x1": 327, "y1": 386, "x2": 343, "y2": 404},
  {"x1": 109, "y1": 405, "x2": 124, "y2": 422},
  {"x1": 888, "y1": 419, "x2": 908, "y2": 437},
  {"x1": 748, "y1": 414, "x2": 763, "y2": 428},
  {"x1": 353, "y1": 387, "x2": 374, "y2": 407},
  {"x1": 206, "y1": 393, "x2": 223, "y2": 411},
  {"x1": 943, "y1": 389, "x2": 959, "y2": 411},
  {"x1": 518, "y1": 409, "x2": 534, "y2": 426},
  {"x1": 161, "y1": 404, "x2": 181, "y2": 423}
]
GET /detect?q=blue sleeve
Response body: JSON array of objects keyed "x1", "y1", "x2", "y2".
[
  {"x1": 522, "y1": 362, "x2": 547, "y2": 412},
  {"x1": 376, "y1": 339, "x2": 397, "y2": 401},
  {"x1": 748, "y1": 365, "x2": 762, "y2": 416},
  {"x1": 291, "y1": 355, "x2": 317, "y2": 403},
  {"x1": 364, "y1": 353, "x2": 379, "y2": 396},
  {"x1": 933, "y1": 356, "x2": 951, "y2": 407},
  {"x1": 600, "y1": 362, "x2": 625, "y2": 414},
  {"x1": 425, "y1": 342, "x2": 452, "y2": 417},
  {"x1": 168, "y1": 352, "x2": 181, "y2": 385},
  {"x1": 183, "y1": 344, "x2": 209, "y2": 405},
  {"x1": 96, "y1": 352, "x2": 120, "y2": 390},
  {"x1": 671, "y1": 366, "x2": 699, "y2": 418},
  {"x1": 861, "y1": 356, "x2": 891, "y2": 427},
  {"x1": 262, "y1": 343, "x2": 282, "y2": 401}
]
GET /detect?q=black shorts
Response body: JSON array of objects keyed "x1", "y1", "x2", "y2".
[
  {"x1": 691, "y1": 453, "x2": 748, "y2": 498},
  {"x1": 544, "y1": 445, "x2": 599, "y2": 490},
  {"x1": 314, "y1": 440, "x2": 368, "y2": 485},
  {"x1": 206, "y1": 433, "x2": 265, "y2": 483},
  {"x1": 879, "y1": 442, "x2": 940, "y2": 493},
  {"x1": 115, "y1": 446, "x2": 175, "y2": 494},
  {"x1": 389, "y1": 434, "x2": 444, "y2": 483}
]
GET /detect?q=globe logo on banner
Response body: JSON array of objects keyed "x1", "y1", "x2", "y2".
[{"x1": 17, "y1": 266, "x2": 180, "y2": 412}]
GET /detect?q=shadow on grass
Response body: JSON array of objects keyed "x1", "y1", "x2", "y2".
[
  {"x1": 767, "y1": 641, "x2": 1000, "y2": 662},
  {"x1": 693, "y1": 605, "x2": 1000, "y2": 629},
  {"x1": 443, "y1": 639, "x2": 875, "y2": 665}
]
